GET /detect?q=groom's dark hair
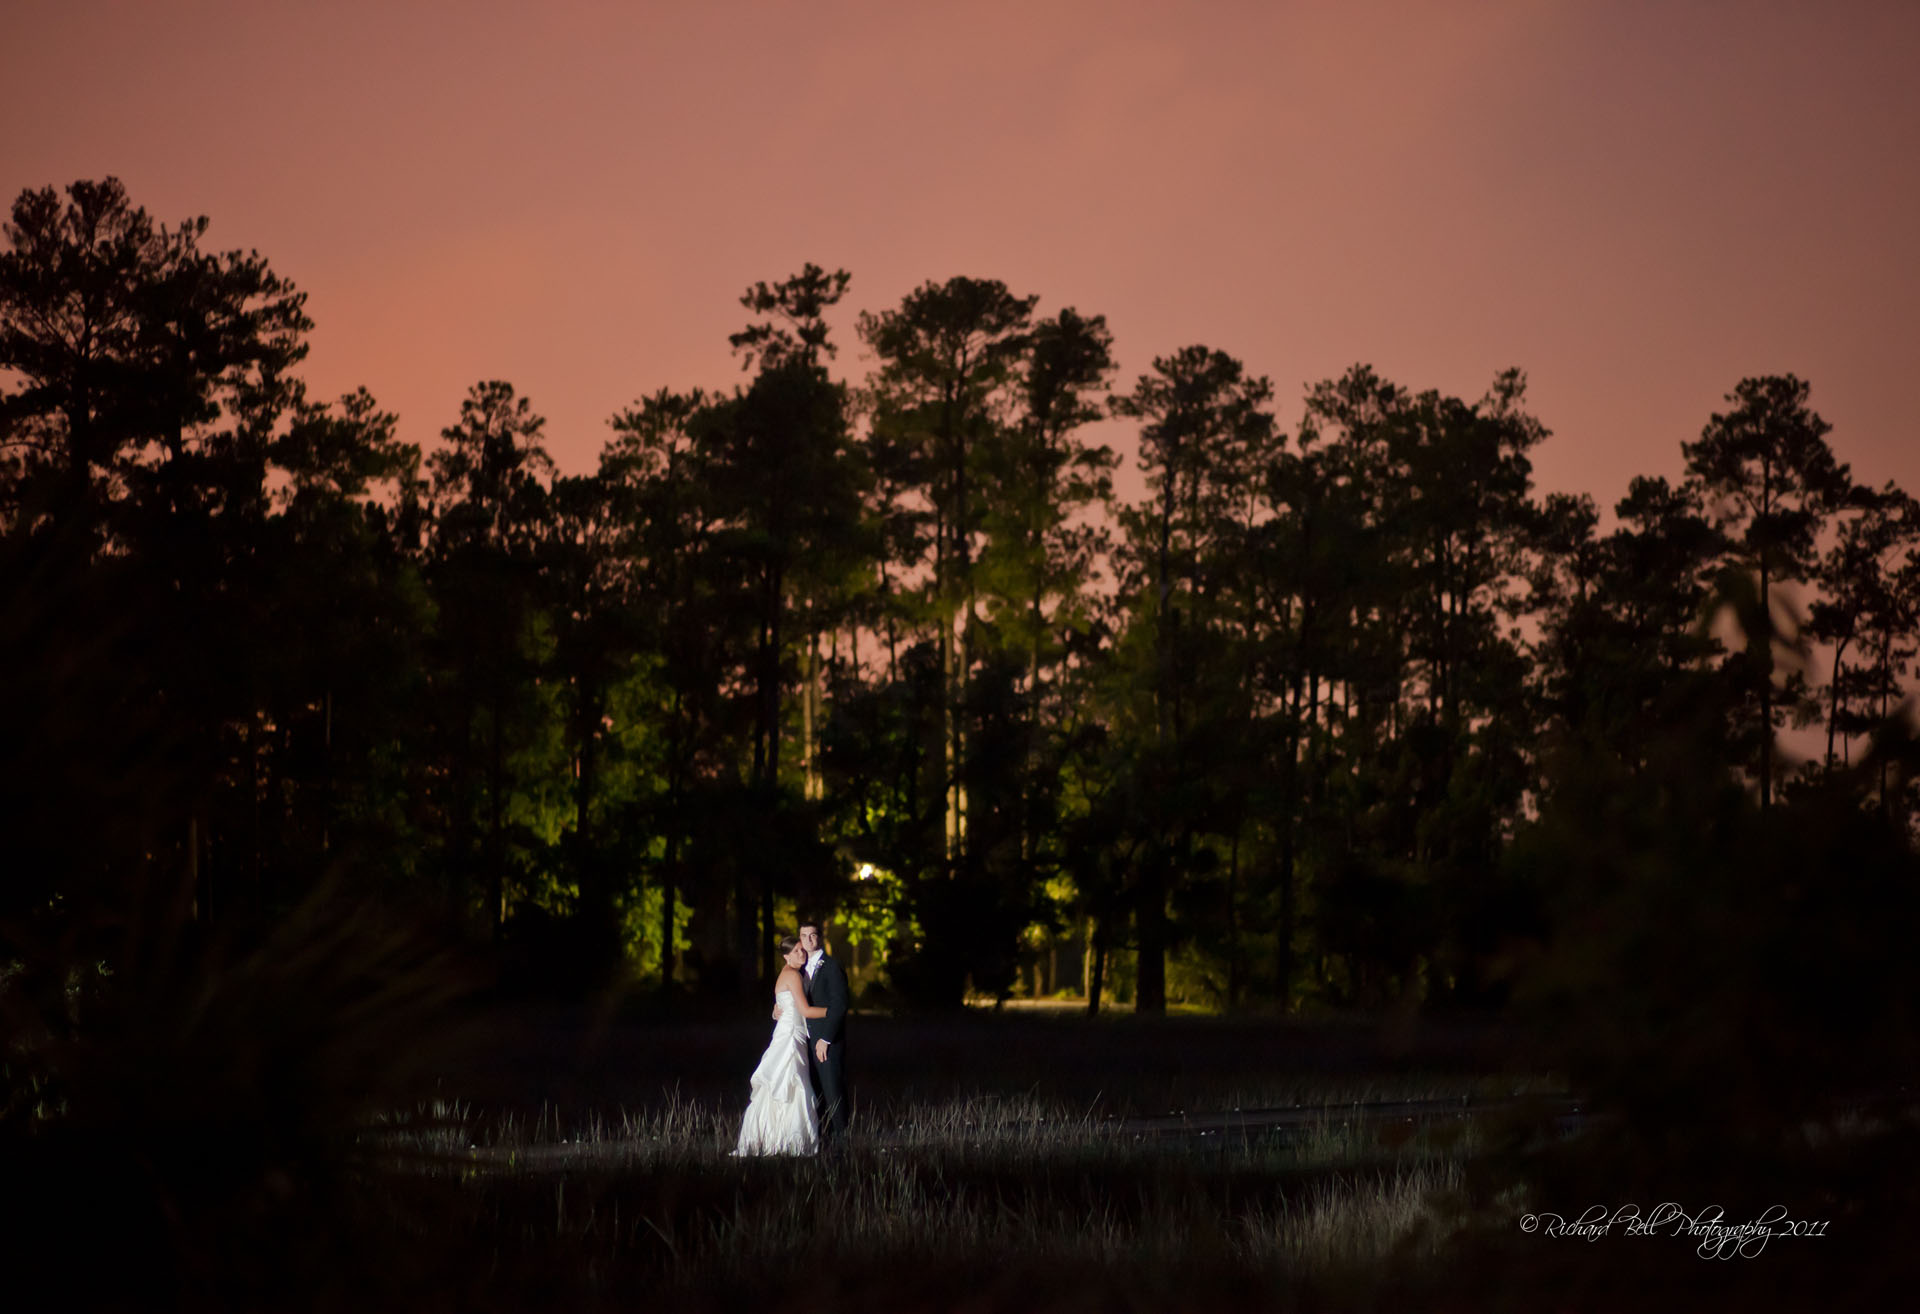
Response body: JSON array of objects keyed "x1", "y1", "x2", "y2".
[{"x1": 797, "y1": 913, "x2": 826, "y2": 933}]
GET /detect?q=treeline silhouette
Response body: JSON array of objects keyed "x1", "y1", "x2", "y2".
[{"x1": 6, "y1": 175, "x2": 1920, "y2": 1036}]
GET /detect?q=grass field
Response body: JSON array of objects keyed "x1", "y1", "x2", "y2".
[
  {"x1": 332, "y1": 1008, "x2": 1915, "y2": 1312},
  {"x1": 368, "y1": 1082, "x2": 1493, "y2": 1311},
  {"x1": 7, "y1": 1003, "x2": 1914, "y2": 1311}
]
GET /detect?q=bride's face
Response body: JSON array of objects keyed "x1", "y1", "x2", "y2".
[{"x1": 783, "y1": 945, "x2": 807, "y2": 970}]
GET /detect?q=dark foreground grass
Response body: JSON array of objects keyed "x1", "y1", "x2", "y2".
[
  {"x1": 361, "y1": 1088, "x2": 1476, "y2": 1313},
  {"x1": 326, "y1": 1081, "x2": 1920, "y2": 1314},
  {"x1": 7, "y1": 995, "x2": 1915, "y2": 1311}
]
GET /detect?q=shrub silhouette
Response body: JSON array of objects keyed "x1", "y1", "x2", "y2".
[{"x1": 1, "y1": 868, "x2": 483, "y2": 1309}]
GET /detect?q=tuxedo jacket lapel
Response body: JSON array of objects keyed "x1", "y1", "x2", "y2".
[{"x1": 809, "y1": 955, "x2": 848, "y2": 1046}]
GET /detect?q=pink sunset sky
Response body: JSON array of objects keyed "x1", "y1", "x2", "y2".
[{"x1": 5, "y1": 0, "x2": 1917, "y2": 512}]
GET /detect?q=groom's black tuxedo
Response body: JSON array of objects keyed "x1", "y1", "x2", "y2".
[{"x1": 804, "y1": 952, "x2": 850, "y2": 1144}]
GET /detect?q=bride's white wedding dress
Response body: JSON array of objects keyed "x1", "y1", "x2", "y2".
[{"x1": 731, "y1": 988, "x2": 818, "y2": 1157}]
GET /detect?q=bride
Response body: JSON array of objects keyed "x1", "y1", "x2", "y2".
[{"x1": 731, "y1": 936, "x2": 828, "y2": 1157}]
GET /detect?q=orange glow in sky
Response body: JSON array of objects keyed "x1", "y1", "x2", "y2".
[{"x1": 5, "y1": 0, "x2": 1917, "y2": 511}]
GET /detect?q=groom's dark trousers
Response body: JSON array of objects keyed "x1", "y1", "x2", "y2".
[{"x1": 806, "y1": 954, "x2": 850, "y2": 1145}]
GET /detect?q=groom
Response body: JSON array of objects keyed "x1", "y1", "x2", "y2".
[{"x1": 797, "y1": 916, "x2": 849, "y2": 1149}]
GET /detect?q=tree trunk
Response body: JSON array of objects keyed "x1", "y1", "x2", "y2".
[
  {"x1": 489, "y1": 689, "x2": 505, "y2": 942},
  {"x1": 660, "y1": 828, "x2": 678, "y2": 993},
  {"x1": 945, "y1": 601, "x2": 966, "y2": 871},
  {"x1": 320, "y1": 687, "x2": 333, "y2": 856},
  {"x1": 1086, "y1": 919, "x2": 1106, "y2": 1017},
  {"x1": 450, "y1": 703, "x2": 475, "y2": 929},
  {"x1": 747, "y1": 562, "x2": 785, "y2": 993},
  {"x1": 247, "y1": 709, "x2": 263, "y2": 909},
  {"x1": 574, "y1": 695, "x2": 596, "y2": 847},
  {"x1": 1225, "y1": 827, "x2": 1241, "y2": 1009},
  {"x1": 659, "y1": 675, "x2": 687, "y2": 994},
  {"x1": 878, "y1": 556, "x2": 899, "y2": 685},
  {"x1": 1024, "y1": 576, "x2": 1046, "y2": 868},
  {"x1": 761, "y1": 881, "x2": 776, "y2": 992},
  {"x1": 574, "y1": 688, "x2": 609, "y2": 960},
  {"x1": 802, "y1": 628, "x2": 820, "y2": 800},
  {"x1": 1826, "y1": 634, "x2": 1850, "y2": 770},
  {"x1": 1878, "y1": 637, "x2": 1893, "y2": 811},
  {"x1": 735, "y1": 867, "x2": 757, "y2": 997},
  {"x1": 1135, "y1": 845, "x2": 1167, "y2": 1014},
  {"x1": 1137, "y1": 466, "x2": 1177, "y2": 1013},
  {"x1": 756, "y1": 568, "x2": 771, "y2": 791},
  {"x1": 1278, "y1": 706, "x2": 1301, "y2": 1011},
  {"x1": 1759, "y1": 557, "x2": 1773, "y2": 810}
]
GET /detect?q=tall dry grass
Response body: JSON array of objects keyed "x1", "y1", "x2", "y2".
[{"x1": 359, "y1": 1087, "x2": 1481, "y2": 1310}]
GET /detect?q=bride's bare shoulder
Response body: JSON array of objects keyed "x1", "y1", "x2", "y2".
[{"x1": 775, "y1": 966, "x2": 802, "y2": 992}]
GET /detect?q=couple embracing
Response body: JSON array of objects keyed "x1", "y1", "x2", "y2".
[{"x1": 732, "y1": 917, "x2": 849, "y2": 1157}]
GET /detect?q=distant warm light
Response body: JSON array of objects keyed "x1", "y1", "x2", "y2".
[{"x1": 856, "y1": 863, "x2": 875, "y2": 881}]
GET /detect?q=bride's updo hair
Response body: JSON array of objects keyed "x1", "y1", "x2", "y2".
[{"x1": 777, "y1": 935, "x2": 801, "y2": 957}]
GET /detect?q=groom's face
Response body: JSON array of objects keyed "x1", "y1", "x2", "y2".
[{"x1": 798, "y1": 925, "x2": 820, "y2": 954}]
